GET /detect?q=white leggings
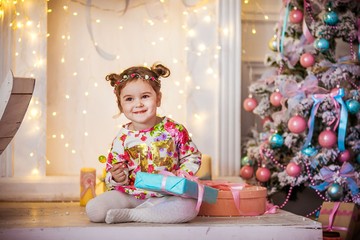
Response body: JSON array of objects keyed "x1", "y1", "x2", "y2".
[{"x1": 85, "y1": 191, "x2": 198, "y2": 224}]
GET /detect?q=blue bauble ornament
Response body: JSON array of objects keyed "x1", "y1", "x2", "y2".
[
  {"x1": 269, "y1": 133, "x2": 284, "y2": 148},
  {"x1": 323, "y1": 11, "x2": 339, "y2": 26},
  {"x1": 327, "y1": 183, "x2": 343, "y2": 201},
  {"x1": 314, "y1": 38, "x2": 329, "y2": 52},
  {"x1": 346, "y1": 99, "x2": 360, "y2": 115},
  {"x1": 301, "y1": 146, "x2": 318, "y2": 157},
  {"x1": 241, "y1": 156, "x2": 254, "y2": 166}
]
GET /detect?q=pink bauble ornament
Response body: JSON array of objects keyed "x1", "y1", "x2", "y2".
[
  {"x1": 300, "y1": 53, "x2": 315, "y2": 68},
  {"x1": 286, "y1": 162, "x2": 301, "y2": 177},
  {"x1": 262, "y1": 116, "x2": 273, "y2": 125},
  {"x1": 270, "y1": 91, "x2": 283, "y2": 107},
  {"x1": 256, "y1": 167, "x2": 271, "y2": 182},
  {"x1": 318, "y1": 129, "x2": 337, "y2": 148},
  {"x1": 289, "y1": 9, "x2": 303, "y2": 24},
  {"x1": 288, "y1": 115, "x2": 307, "y2": 134},
  {"x1": 338, "y1": 149, "x2": 351, "y2": 163},
  {"x1": 243, "y1": 97, "x2": 258, "y2": 112},
  {"x1": 240, "y1": 165, "x2": 254, "y2": 180}
]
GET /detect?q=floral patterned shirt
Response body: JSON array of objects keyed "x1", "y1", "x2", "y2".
[{"x1": 105, "y1": 116, "x2": 202, "y2": 199}]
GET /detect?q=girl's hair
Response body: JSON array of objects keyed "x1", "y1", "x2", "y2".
[{"x1": 105, "y1": 62, "x2": 170, "y2": 112}]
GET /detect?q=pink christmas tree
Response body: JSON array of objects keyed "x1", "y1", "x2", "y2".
[{"x1": 242, "y1": 0, "x2": 360, "y2": 217}]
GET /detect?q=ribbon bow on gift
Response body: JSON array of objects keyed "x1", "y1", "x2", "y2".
[
  {"x1": 201, "y1": 181, "x2": 249, "y2": 214},
  {"x1": 160, "y1": 170, "x2": 205, "y2": 212},
  {"x1": 311, "y1": 162, "x2": 359, "y2": 196},
  {"x1": 302, "y1": 88, "x2": 348, "y2": 152}
]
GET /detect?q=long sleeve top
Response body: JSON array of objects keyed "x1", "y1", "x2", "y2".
[{"x1": 105, "y1": 116, "x2": 202, "y2": 199}]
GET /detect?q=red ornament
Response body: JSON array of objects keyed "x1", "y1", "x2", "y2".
[
  {"x1": 243, "y1": 97, "x2": 258, "y2": 112},
  {"x1": 300, "y1": 53, "x2": 315, "y2": 68},
  {"x1": 256, "y1": 167, "x2": 271, "y2": 182},
  {"x1": 318, "y1": 129, "x2": 337, "y2": 148},
  {"x1": 338, "y1": 149, "x2": 351, "y2": 163},
  {"x1": 289, "y1": 9, "x2": 303, "y2": 24},
  {"x1": 240, "y1": 165, "x2": 254, "y2": 180},
  {"x1": 270, "y1": 91, "x2": 283, "y2": 107},
  {"x1": 288, "y1": 115, "x2": 307, "y2": 134},
  {"x1": 286, "y1": 162, "x2": 301, "y2": 177}
]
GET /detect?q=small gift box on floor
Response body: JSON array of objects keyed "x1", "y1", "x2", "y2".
[
  {"x1": 198, "y1": 181, "x2": 267, "y2": 216},
  {"x1": 134, "y1": 172, "x2": 218, "y2": 204},
  {"x1": 318, "y1": 202, "x2": 359, "y2": 240}
]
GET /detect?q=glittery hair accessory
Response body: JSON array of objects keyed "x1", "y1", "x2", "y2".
[{"x1": 116, "y1": 73, "x2": 160, "y2": 86}]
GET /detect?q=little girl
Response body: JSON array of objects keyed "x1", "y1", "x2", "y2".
[{"x1": 85, "y1": 63, "x2": 202, "y2": 224}]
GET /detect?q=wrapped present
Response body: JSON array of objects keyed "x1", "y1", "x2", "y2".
[
  {"x1": 134, "y1": 172, "x2": 218, "y2": 207},
  {"x1": 198, "y1": 180, "x2": 267, "y2": 216},
  {"x1": 318, "y1": 202, "x2": 359, "y2": 240}
]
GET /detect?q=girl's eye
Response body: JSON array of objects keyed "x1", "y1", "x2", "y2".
[
  {"x1": 125, "y1": 97, "x2": 133, "y2": 101},
  {"x1": 142, "y1": 95, "x2": 150, "y2": 99}
]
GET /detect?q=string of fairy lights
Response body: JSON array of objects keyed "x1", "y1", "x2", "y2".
[{"x1": 2, "y1": 0, "x2": 271, "y2": 176}]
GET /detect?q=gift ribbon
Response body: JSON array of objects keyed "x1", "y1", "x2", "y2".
[
  {"x1": 201, "y1": 181, "x2": 247, "y2": 214},
  {"x1": 159, "y1": 170, "x2": 204, "y2": 212},
  {"x1": 80, "y1": 172, "x2": 96, "y2": 199},
  {"x1": 311, "y1": 162, "x2": 359, "y2": 196},
  {"x1": 302, "y1": 88, "x2": 348, "y2": 152},
  {"x1": 320, "y1": 208, "x2": 357, "y2": 219},
  {"x1": 265, "y1": 201, "x2": 279, "y2": 214},
  {"x1": 322, "y1": 202, "x2": 349, "y2": 232}
]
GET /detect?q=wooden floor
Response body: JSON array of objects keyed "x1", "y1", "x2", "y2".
[{"x1": 0, "y1": 201, "x2": 323, "y2": 240}]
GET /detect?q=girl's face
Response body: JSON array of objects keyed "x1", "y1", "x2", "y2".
[{"x1": 119, "y1": 79, "x2": 161, "y2": 130}]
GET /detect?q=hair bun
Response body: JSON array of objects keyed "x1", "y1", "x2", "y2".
[
  {"x1": 151, "y1": 63, "x2": 170, "y2": 78},
  {"x1": 105, "y1": 73, "x2": 121, "y2": 87}
]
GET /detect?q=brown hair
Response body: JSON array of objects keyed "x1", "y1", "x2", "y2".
[{"x1": 105, "y1": 62, "x2": 170, "y2": 112}]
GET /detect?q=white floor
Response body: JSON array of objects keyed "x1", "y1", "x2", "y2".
[{"x1": 0, "y1": 202, "x2": 323, "y2": 240}]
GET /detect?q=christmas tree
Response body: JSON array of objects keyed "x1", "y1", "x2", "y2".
[{"x1": 241, "y1": 0, "x2": 360, "y2": 217}]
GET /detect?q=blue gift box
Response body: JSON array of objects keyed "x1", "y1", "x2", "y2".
[{"x1": 134, "y1": 172, "x2": 218, "y2": 204}]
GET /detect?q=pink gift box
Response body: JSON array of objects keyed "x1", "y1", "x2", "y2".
[{"x1": 198, "y1": 181, "x2": 267, "y2": 217}]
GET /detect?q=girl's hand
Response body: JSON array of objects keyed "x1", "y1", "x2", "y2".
[{"x1": 109, "y1": 162, "x2": 128, "y2": 183}]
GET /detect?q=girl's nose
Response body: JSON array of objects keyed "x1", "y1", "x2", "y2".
[{"x1": 135, "y1": 99, "x2": 144, "y2": 107}]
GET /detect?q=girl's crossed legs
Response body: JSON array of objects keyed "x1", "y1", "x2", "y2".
[{"x1": 86, "y1": 191, "x2": 198, "y2": 224}]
